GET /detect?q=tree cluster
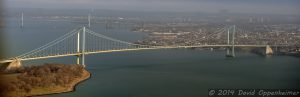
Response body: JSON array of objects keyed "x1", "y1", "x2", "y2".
[{"x1": 3, "y1": 64, "x2": 84, "y2": 93}]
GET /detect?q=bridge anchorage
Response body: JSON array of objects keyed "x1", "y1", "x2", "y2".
[
  {"x1": 0, "y1": 25, "x2": 282, "y2": 71},
  {"x1": 0, "y1": 58, "x2": 22, "y2": 71}
]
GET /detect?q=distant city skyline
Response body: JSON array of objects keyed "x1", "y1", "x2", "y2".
[{"x1": 3, "y1": 0, "x2": 300, "y2": 15}]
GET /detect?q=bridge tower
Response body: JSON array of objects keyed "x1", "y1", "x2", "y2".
[
  {"x1": 21, "y1": 12, "x2": 24, "y2": 28},
  {"x1": 76, "y1": 27, "x2": 86, "y2": 67},
  {"x1": 88, "y1": 13, "x2": 91, "y2": 28},
  {"x1": 226, "y1": 25, "x2": 236, "y2": 57}
]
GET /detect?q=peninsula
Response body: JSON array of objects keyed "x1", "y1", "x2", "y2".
[{"x1": 1, "y1": 64, "x2": 90, "y2": 97}]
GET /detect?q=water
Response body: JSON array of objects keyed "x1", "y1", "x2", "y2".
[{"x1": 4, "y1": 18, "x2": 300, "y2": 97}]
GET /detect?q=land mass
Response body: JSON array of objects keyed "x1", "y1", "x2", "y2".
[{"x1": 1, "y1": 64, "x2": 90, "y2": 97}]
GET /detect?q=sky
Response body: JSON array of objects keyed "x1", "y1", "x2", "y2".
[{"x1": 3, "y1": 0, "x2": 300, "y2": 15}]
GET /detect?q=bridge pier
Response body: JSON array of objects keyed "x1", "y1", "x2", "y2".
[
  {"x1": 76, "y1": 55, "x2": 81, "y2": 65},
  {"x1": 226, "y1": 47, "x2": 235, "y2": 57}
]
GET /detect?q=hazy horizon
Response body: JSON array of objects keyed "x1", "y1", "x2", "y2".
[{"x1": 4, "y1": 0, "x2": 300, "y2": 15}]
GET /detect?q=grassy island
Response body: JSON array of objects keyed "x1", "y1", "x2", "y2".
[{"x1": 1, "y1": 64, "x2": 91, "y2": 97}]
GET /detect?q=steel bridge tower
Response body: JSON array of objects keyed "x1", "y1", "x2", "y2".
[
  {"x1": 76, "y1": 27, "x2": 86, "y2": 67},
  {"x1": 226, "y1": 25, "x2": 236, "y2": 57}
]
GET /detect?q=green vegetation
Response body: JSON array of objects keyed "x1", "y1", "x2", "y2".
[{"x1": 2, "y1": 64, "x2": 90, "y2": 97}]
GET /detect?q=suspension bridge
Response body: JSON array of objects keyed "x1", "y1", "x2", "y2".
[{"x1": 0, "y1": 25, "x2": 283, "y2": 69}]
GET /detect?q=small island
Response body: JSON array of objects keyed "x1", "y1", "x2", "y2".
[{"x1": 1, "y1": 64, "x2": 90, "y2": 97}]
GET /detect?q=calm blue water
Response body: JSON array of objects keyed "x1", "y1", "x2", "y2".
[{"x1": 3, "y1": 18, "x2": 300, "y2": 97}]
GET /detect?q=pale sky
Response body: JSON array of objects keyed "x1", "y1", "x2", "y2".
[{"x1": 3, "y1": 0, "x2": 300, "y2": 15}]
